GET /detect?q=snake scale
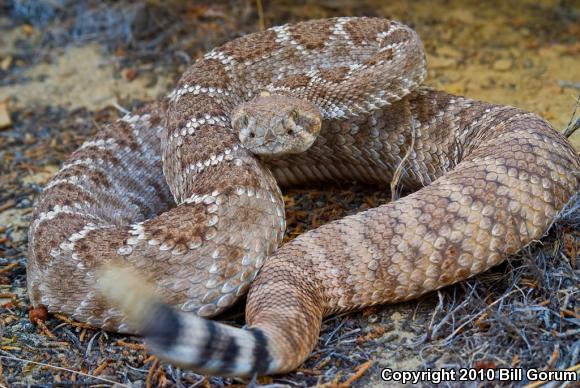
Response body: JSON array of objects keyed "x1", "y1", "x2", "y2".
[{"x1": 27, "y1": 18, "x2": 579, "y2": 376}]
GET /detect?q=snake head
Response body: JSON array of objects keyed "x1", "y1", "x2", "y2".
[{"x1": 232, "y1": 93, "x2": 322, "y2": 155}]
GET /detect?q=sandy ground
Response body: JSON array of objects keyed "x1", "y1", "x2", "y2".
[{"x1": 2, "y1": 0, "x2": 578, "y2": 147}]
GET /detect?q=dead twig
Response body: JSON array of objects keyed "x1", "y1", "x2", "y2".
[
  {"x1": 0, "y1": 263, "x2": 19, "y2": 274},
  {"x1": 255, "y1": 0, "x2": 265, "y2": 31},
  {"x1": 35, "y1": 320, "x2": 56, "y2": 339},
  {"x1": 0, "y1": 353, "x2": 128, "y2": 387},
  {"x1": 338, "y1": 360, "x2": 373, "y2": 387},
  {"x1": 92, "y1": 359, "x2": 112, "y2": 376},
  {"x1": 146, "y1": 357, "x2": 160, "y2": 388},
  {"x1": 563, "y1": 94, "x2": 580, "y2": 138},
  {"x1": 53, "y1": 314, "x2": 95, "y2": 330},
  {"x1": 116, "y1": 339, "x2": 146, "y2": 350}
]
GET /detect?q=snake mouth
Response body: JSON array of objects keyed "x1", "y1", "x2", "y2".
[
  {"x1": 246, "y1": 142, "x2": 295, "y2": 155},
  {"x1": 241, "y1": 129, "x2": 319, "y2": 155}
]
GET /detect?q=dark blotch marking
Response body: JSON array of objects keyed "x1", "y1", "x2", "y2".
[
  {"x1": 219, "y1": 29, "x2": 280, "y2": 62},
  {"x1": 219, "y1": 335, "x2": 241, "y2": 374},
  {"x1": 287, "y1": 19, "x2": 336, "y2": 50},
  {"x1": 141, "y1": 303, "x2": 182, "y2": 350},
  {"x1": 249, "y1": 328, "x2": 271, "y2": 375},
  {"x1": 318, "y1": 67, "x2": 349, "y2": 83},
  {"x1": 364, "y1": 47, "x2": 394, "y2": 67},
  {"x1": 273, "y1": 73, "x2": 311, "y2": 89},
  {"x1": 198, "y1": 319, "x2": 219, "y2": 367},
  {"x1": 344, "y1": 17, "x2": 391, "y2": 45}
]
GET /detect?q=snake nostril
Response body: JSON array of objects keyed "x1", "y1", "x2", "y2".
[{"x1": 249, "y1": 132, "x2": 255, "y2": 138}]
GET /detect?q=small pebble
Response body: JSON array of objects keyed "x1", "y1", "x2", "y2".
[
  {"x1": 429, "y1": 56, "x2": 457, "y2": 69},
  {"x1": 123, "y1": 68, "x2": 138, "y2": 81},
  {"x1": 29, "y1": 305, "x2": 48, "y2": 325},
  {"x1": 492, "y1": 58, "x2": 513, "y2": 71},
  {"x1": 0, "y1": 55, "x2": 12, "y2": 71},
  {"x1": 436, "y1": 46, "x2": 463, "y2": 59},
  {"x1": 0, "y1": 101, "x2": 12, "y2": 130}
]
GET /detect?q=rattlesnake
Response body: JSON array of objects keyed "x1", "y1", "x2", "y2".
[{"x1": 28, "y1": 17, "x2": 579, "y2": 376}]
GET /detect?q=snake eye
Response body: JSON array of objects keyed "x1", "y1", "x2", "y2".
[
  {"x1": 240, "y1": 114, "x2": 249, "y2": 127},
  {"x1": 290, "y1": 109, "x2": 299, "y2": 121}
]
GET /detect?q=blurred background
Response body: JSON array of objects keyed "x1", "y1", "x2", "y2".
[
  {"x1": 1, "y1": 0, "x2": 579, "y2": 143},
  {"x1": 0, "y1": 1, "x2": 578, "y2": 386}
]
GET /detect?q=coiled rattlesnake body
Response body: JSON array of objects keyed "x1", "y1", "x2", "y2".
[{"x1": 28, "y1": 17, "x2": 579, "y2": 376}]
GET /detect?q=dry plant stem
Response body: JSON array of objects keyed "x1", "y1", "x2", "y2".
[
  {"x1": 255, "y1": 0, "x2": 265, "y2": 31},
  {"x1": 390, "y1": 120, "x2": 417, "y2": 201},
  {"x1": 0, "y1": 354, "x2": 127, "y2": 387},
  {"x1": 563, "y1": 94, "x2": 580, "y2": 139},
  {"x1": 563, "y1": 117, "x2": 579, "y2": 139}
]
